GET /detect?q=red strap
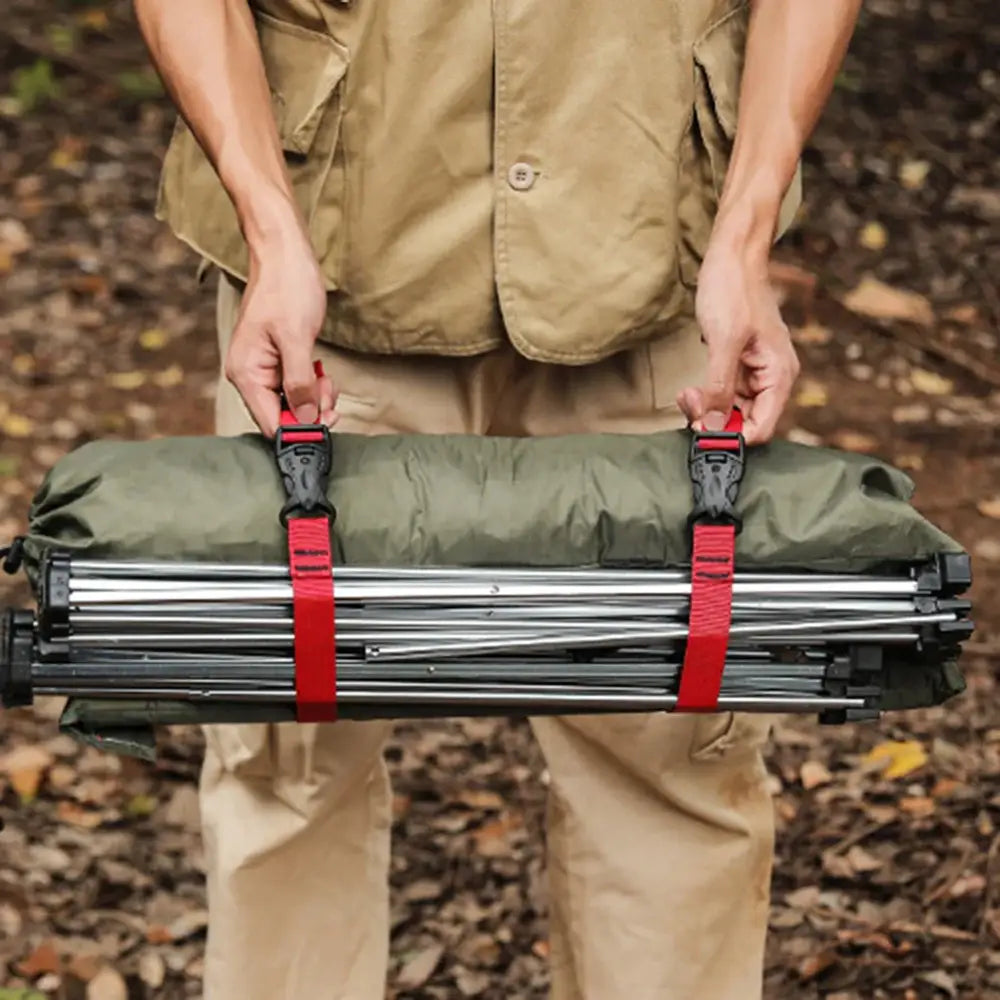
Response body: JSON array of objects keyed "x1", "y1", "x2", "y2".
[
  {"x1": 288, "y1": 518, "x2": 337, "y2": 722},
  {"x1": 676, "y1": 408, "x2": 743, "y2": 712},
  {"x1": 282, "y1": 361, "x2": 337, "y2": 722}
]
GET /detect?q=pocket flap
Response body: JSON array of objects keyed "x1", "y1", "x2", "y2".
[
  {"x1": 256, "y1": 11, "x2": 349, "y2": 155},
  {"x1": 692, "y1": 4, "x2": 750, "y2": 140}
]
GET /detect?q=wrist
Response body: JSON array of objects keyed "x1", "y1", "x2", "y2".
[
  {"x1": 237, "y1": 186, "x2": 310, "y2": 261},
  {"x1": 711, "y1": 170, "x2": 787, "y2": 267}
]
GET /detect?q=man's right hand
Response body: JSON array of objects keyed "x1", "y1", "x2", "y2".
[{"x1": 224, "y1": 221, "x2": 336, "y2": 437}]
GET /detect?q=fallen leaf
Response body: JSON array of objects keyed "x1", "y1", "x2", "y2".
[
  {"x1": 0, "y1": 990, "x2": 47, "y2": 1000},
  {"x1": 942, "y1": 304, "x2": 979, "y2": 325},
  {"x1": 947, "y1": 186, "x2": 1000, "y2": 221},
  {"x1": 105, "y1": 371, "x2": 147, "y2": 391},
  {"x1": 800, "y1": 760, "x2": 832, "y2": 790},
  {"x1": 769, "y1": 906, "x2": 805, "y2": 928},
  {"x1": 858, "y1": 221, "x2": 888, "y2": 250},
  {"x1": 125, "y1": 794, "x2": 158, "y2": 817},
  {"x1": 456, "y1": 790, "x2": 506, "y2": 811},
  {"x1": 77, "y1": 9, "x2": 111, "y2": 31},
  {"x1": 822, "y1": 851, "x2": 854, "y2": 879},
  {"x1": 930, "y1": 778, "x2": 962, "y2": 798},
  {"x1": 137, "y1": 952, "x2": 165, "y2": 989},
  {"x1": 786, "y1": 427, "x2": 822, "y2": 447},
  {"x1": 55, "y1": 801, "x2": 104, "y2": 828},
  {"x1": 1, "y1": 414, "x2": 34, "y2": 438},
  {"x1": 138, "y1": 328, "x2": 168, "y2": 351},
  {"x1": 85, "y1": 967, "x2": 127, "y2": 1000},
  {"x1": 973, "y1": 538, "x2": 1000, "y2": 562},
  {"x1": 841, "y1": 275, "x2": 934, "y2": 327},
  {"x1": 828, "y1": 430, "x2": 878, "y2": 454},
  {"x1": 899, "y1": 159, "x2": 931, "y2": 190},
  {"x1": 0, "y1": 217, "x2": 32, "y2": 255},
  {"x1": 896, "y1": 452, "x2": 925, "y2": 471},
  {"x1": 797, "y1": 949, "x2": 837, "y2": 981},
  {"x1": 785, "y1": 886, "x2": 820, "y2": 910},
  {"x1": 403, "y1": 879, "x2": 444, "y2": 903},
  {"x1": 893, "y1": 403, "x2": 931, "y2": 424},
  {"x1": 916, "y1": 969, "x2": 957, "y2": 997},
  {"x1": 909, "y1": 368, "x2": 954, "y2": 396},
  {"x1": 947, "y1": 873, "x2": 986, "y2": 898},
  {"x1": 396, "y1": 943, "x2": 444, "y2": 990},
  {"x1": 454, "y1": 967, "x2": 491, "y2": 996},
  {"x1": 976, "y1": 497, "x2": 1000, "y2": 520},
  {"x1": 49, "y1": 136, "x2": 86, "y2": 171},
  {"x1": 165, "y1": 909, "x2": 209, "y2": 942},
  {"x1": 0, "y1": 744, "x2": 54, "y2": 803},
  {"x1": 768, "y1": 261, "x2": 818, "y2": 310},
  {"x1": 0, "y1": 903, "x2": 23, "y2": 938},
  {"x1": 865, "y1": 740, "x2": 928, "y2": 779},
  {"x1": 163, "y1": 784, "x2": 201, "y2": 830},
  {"x1": 153, "y1": 364, "x2": 185, "y2": 388},
  {"x1": 791, "y1": 322, "x2": 833, "y2": 346},
  {"x1": 144, "y1": 926, "x2": 172, "y2": 946},
  {"x1": 794, "y1": 378, "x2": 829, "y2": 408},
  {"x1": 846, "y1": 845, "x2": 883, "y2": 873},
  {"x1": 899, "y1": 796, "x2": 935, "y2": 818},
  {"x1": 15, "y1": 942, "x2": 61, "y2": 978},
  {"x1": 531, "y1": 940, "x2": 550, "y2": 959}
]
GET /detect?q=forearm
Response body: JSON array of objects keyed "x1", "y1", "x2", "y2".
[
  {"x1": 133, "y1": 0, "x2": 304, "y2": 253},
  {"x1": 714, "y1": 0, "x2": 862, "y2": 257}
]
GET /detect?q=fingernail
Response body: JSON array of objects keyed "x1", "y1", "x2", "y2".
[
  {"x1": 296, "y1": 403, "x2": 318, "y2": 424},
  {"x1": 702, "y1": 410, "x2": 727, "y2": 431}
]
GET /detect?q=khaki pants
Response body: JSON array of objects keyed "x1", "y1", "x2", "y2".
[{"x1": 203, "y1": 278, "x2": 774, "y2": 1000}]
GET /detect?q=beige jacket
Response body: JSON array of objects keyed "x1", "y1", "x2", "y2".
[{"x1": 156, "y1": 0, "x2": 800, "y2": 363}]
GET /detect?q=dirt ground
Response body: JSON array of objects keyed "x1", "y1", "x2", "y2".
[{"x1": 0, "y1": 1, "x2": 998, "y2": 998}]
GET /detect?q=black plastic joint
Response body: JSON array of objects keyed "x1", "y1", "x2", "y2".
[
  {"x1": 38, "y1": 550, "x2": 72, "y2": 642},
  {"x1": 687, "y1": 430, "x2": 745, "y2": 532},
  {"x1": 275, "y1": 423, "x2": 336, "y2": 526},
  {"x1": 915, "y1": 551, "x2": 973, "y2": 597},
  {"x1": 1, "y1": 609, "x2": 34, "y2": 708}
]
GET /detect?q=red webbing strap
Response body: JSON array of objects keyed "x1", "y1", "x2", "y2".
[
  {"x1": 280, "y1": 362, "x2": 337, "y2": 722},
  {"x1": 676, "y1": 409, "x2": 743, "y2": 712}
]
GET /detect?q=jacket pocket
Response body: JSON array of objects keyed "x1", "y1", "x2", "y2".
[
  {"x1": 676, "y1": 3, "x2": 801, "y2": 288},
  {"x1": 156, "y1": 11, "x2": 349, "y2": 287}
]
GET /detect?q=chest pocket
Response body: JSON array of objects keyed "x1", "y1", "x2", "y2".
[{"x1": 156, "y1": 11, "x2": 349, "y2": 288}]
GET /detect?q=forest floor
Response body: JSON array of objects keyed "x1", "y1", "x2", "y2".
[{"x1": 0, "y1": 1, "x2": 998, "y2": 998}]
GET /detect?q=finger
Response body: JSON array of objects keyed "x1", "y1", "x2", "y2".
[
  {"x1": 225, "y1": 341, "x2": 282, "y2": 438},
  {"x1": 697, "y1": 331, "x2": 742, "y2": 429},
  {"x1": 320, "y1": 408, "x2": 339, "y2": 428},
  {"x1": 318, "y1": 374, "x2": 336, "y2": 415},
  {"x1": 281, "y1": 338, "x2": 321, "y2": 425}
]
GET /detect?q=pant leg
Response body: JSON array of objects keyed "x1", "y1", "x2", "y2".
[
  {"x1": 497, "y1": 326, "x2": 776, "y2": 1000},
  {"x1": 203, "y1": 277, "x2": 511, "y2": 1000}
]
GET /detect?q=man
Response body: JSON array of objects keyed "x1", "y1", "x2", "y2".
[{"x1": 134, "y1": 1, "x2": 861, "y2": 997}]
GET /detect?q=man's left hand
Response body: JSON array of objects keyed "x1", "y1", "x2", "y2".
[{"x1": 677, "y1": 232, "x2": 800, "y2": 445}]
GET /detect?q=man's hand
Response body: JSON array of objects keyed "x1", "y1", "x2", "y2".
[
  {"x1": 225, "y1": 221, "x2": 337, "y2": 437},
  {"x1": 677, "y1": 233, "x2": 799, "y2": 445}
]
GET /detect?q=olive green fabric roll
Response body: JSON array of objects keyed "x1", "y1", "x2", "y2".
[{"x1": 18, "y1": 430, "x2": 966, "y2": 759}]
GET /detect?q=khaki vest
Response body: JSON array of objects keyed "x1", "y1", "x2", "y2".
[{"x1": 156, "y1": 0, "x2": 800, "y2": 363}]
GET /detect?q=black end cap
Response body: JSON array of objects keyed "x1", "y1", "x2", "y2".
[{"x1": 1, "y1": 608, "x2": 34, "y2": 708}]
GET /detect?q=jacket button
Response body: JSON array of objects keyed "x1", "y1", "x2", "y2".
[{"x1": 507, "y1": 162, "x2": 537, "y2": 191}]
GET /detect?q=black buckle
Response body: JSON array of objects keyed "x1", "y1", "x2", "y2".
[
  {"x1": 687, "y1": 429, "x2": 745, "y2": 532},
  {"x1": 275, "y1": 423, "x2": 336, "y2": 527}
]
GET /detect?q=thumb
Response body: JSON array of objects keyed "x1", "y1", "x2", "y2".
[
  {"x1": 281, "y1": 338, "x2": 320, "y2": 425},
  {"x1": 694, "y1": 333, "x2": 740, "y2": 431}
]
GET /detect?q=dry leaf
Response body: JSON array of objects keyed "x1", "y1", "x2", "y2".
[
  {"x1": 947, "y1": 873, "x2": 985, "y2": 898},
  {"x1": 1, "y1": 413, "x2": 34, "y2": 438},
  {"x1": 893, "y1": 403, "x2": 931, "y2": 424},
  {"x1": 144, "y1": 926, "x2": 172, "y2": 946},
  {"x1": 531, "y1": 939, "x2": 550, "y2": 959},
  {"x1": 899, "y1": 796, "x2": 935, "y2": 818},
  {"x1": 166, "y1": 909, "x2": 209, "y2": 942},
  {"x1": 899, "y1": 159, "x2": 931, "y2": 190},
  {"x1": 403, "y1": 879, "x2": 444, "y2": 903},
  {"x1": 85, "y1": 967, "x2": 127, "y2": 1000},
  {"x1": 138, "y1": 328, "x2": 168, "y2": 351},
  {"x1": 797, "y1": 949, "x2": 837, "y2": 981},
  {"x1": 895, "y1": 453, "x2": 925, "y2": 471},
  {"x1": 66, "y1": 954, "x2": 102, "y2": 983},
  {"x1": 846, "y1": 845, "x2": 883, "y2": 873},
  {"x1": 105, "y1": 371, "x2": 147, "y2": 391},
  {"x1": 0, "y1": 744, "x2": 54, "y2": 803},
  {"x1": 164, "y1": 784, "x2": 201, "y2": 830},
  {"x1": 909, "y1": 368, "x2": 954, "y2": 396},
  {"x1": 137, "y1": 952, "x2": 165, "y2": 989},
  {"x1": 942, "y1": 304, "x2": 979, "y2": 325},
  {"x1": 125, "y1": 794, "x2": 158, "y2": 817},
  {"x1": 800, "y1": 760, "x2": 832, "y2": 790},
  {"x1": 841, "y1": 275, "x2": 934, "y2": 327},
  {"x1": 859, "y1": 221, "x2": 888, "y2": 250},
  {"x1": 794, "y1": 378, "x2": 829, "y2": 408},
  {"x1": 976, "y1": 497, "x2": 1000, "y2": 519},
  {"x1": 786, "y1": 427, "x2": 823, "y2": 447},
  {"x1": 456, "y1": 790, "x2": 505, "y2": 811},
  {"x1": 0, "y1": 217, "x2": 32, "y2": 255},
  {"x1": 396, "y1": 943, "x2": 444, "y2": 990},
  {"x1": 828, "y1": 430, "x2": 879, "y2": 454},
  {"x1": 15, "y1": 941, "x2": 61, "y2": 977},
  {"x1": 154, "y1": 364, "x2": 185, "y2": 388},
  {"x1": 55, "y1": 801, "x2": 104, "y2": 828},
  {"x1": 865, "y1": 740, "x2": 928, "y2": 779},
  {"x1": 768, "y1": 261, "x2": 818, "y2": 309},
  {"x1": 792, "y1": 322, "x2": 833, "y2": 346}
]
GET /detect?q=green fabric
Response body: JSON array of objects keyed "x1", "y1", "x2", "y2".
[{"x1": 16, "y1": 429, "x2": 966, "y2": 756}]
